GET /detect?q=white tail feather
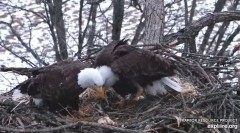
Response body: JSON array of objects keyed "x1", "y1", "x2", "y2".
[
  {"x1": 145, "y1": 80, "x2": 167, "y2": 96},
  {"x1": 145, "y1": 77, "x2": 182, "y2": 96},
  {"x1": 155, "y1": 81, "x2": 167, "y2": 95},
  {"x1": 12, "y1": 89, "x2": 26, "y2": 101},
  {"x1": 161, "y1": 77, "x2": 182, "y2": 92},
  {"x1": 12, "y1": 89, "x2": 29, "y2": 104},
  {"x1": 33, "y1": 98, "x2": 43, "y2": 106}
]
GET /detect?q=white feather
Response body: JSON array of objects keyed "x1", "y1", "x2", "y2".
[
  {"x1": 145, "y1": 86, "x2": 157, "y2": 96},
  {"x1": 32, "y1": 98, "x2": 43, "y2": 106},
  {"x1": 97, "y1": 66, "x2": 119, "y2": 87},
  {"x1": 78, "y1": 68, "x2": 104, "y2": 88},
  {"x1": 155, "y1": 80, "x2": 167, "y2": 95},
  {"x1": 161, "y1": 77, "x2": 182, "y2": 92},
  {"x1": 145, "y1": 77, "x2": 182, "y2": 96},
  {"x1": 145, "y1": 80, "x2": 167, "y2": 96},
  {"x1": 12, "y1": 89, "x2": 27, "y2": 101},
  {"x1": 78, "y1": 66, "x2": 119, "y2": 89}
]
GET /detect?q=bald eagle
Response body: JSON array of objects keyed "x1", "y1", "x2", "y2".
[
  {"x1": 78, "y1": 40, "x2": 182, "y2": 101},
  {"x1": 12, "y1": 59, "x2": 91, "y2": 111}
]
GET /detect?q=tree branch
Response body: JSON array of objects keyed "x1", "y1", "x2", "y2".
[
  {"x1": 0, "y1": 120, "x2": 145, "y2": 133},
  {"x1": 0, "y1": 21, "x2": 48, "y2": 66},
  {"x1": 163, "y1": 11, "x2": 240, "y2": 47}
]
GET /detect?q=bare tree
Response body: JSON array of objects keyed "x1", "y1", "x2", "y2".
[
  {"x1": 143, "y1": 0, "x2": 164, "y2": 44},
  {"x1": 86, "y1": 1, "x2": 99, "y2": 55},
  {"x1": 198, "y1": 0, "x2": 226, "y2": 54},
  {"x1": 112, "y1": 0, "x2": 125, "y2": 41},
  {"x1": 77, "y1": 0, "x2": 85, "y2": 58},
  {"x1": 44, "y1": 0, "x2": 68, "y2": 61},
  {"x1": 0, "y1": 1, "x2": 240, "y2": 132},
  {"x1": 0, "y1": 0, "x2": 240, "y2": 86}
]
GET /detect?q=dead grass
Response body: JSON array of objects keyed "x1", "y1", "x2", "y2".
[
  {"x1": 0, "y1": 51, "x2": 240, "y2": 132},
  {"x1": 0, "y1": 76, "x2": 239, "y2": 133}
]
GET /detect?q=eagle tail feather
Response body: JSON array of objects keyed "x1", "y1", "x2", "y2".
[
  {"x1": 161, "y1": 77, "x2": 182, "y2": 92},
  {"x1": 11, "y1": 79, "x2": 31, "y2": 101},
  {"x1": 12, "y1": 87, "x2": 28, "y2": 101},
  {"x1": 146, "y1": 80, "x2": 167, "y2": 96}
]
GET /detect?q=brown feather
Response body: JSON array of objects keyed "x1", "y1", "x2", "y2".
[
  {"x1": 95, "y1": 40, "x2": 177, "y2": 96},
  {"x1": 111, "y1": 43, "x2": 176, "y2": 86},
  {"x1": 15, "y1": 60, "x2": 91, "y2": 111},
  {"x1": 94, "y1": 40, "x2": 118, "y2": 67}
]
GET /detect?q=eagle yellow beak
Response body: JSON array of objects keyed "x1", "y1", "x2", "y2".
[{"x1": 96, "y1": 87, "x2": 106, "y2": 99}]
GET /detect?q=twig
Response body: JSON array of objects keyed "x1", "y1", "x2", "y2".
[
  {"x1": 192, "y1": 96, "x2": 224, "y2": 109},
  {"x1": 195, "y1": 62, "x2": 213, "y2": 85},
  {"x1": 0, "y1": 120, "x2": 145, "y2": 133},
  {"x1": 139, "y1": 100, "x2": 162, "y2": 115},
  {"x1": 16, "y1": 117, "x2": 25, "y2": 128},
  {"x1": 127, "y1": 115, "x2": 175, "y2": 129},
  {"x1": 11, "y1": 101, "x2": 24, "y2": 112},
  {"x1": 0, "y1": 122, "x2": 78, "y2": 132},
  {"x1": 78, "y1": 121, "x2": 146, "y2": 133},
  {"x1": 199, "y1": 87, "x2": 236, "y2": 98},
  {"x1": 187, "y1": 123, "x2": 195, "y2": 133},
  {"x1": 164, "y1": 125, "x2": 187, "y2": 133}
]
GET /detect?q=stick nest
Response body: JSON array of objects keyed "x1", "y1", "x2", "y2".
[{"x1": 0, "y1": 52, "x2": 239, "y2": 133}]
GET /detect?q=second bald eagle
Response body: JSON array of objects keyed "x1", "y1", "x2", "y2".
[{"x1": 78, "y1": 40, "x2": 182, "y2": 100}]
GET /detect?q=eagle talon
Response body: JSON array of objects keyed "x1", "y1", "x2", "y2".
[
  {"x1": 132, "y1": 95, "x2": 145, "y2": 101},
  {"x1": 132, "y1": 82, "x2": 144, "y2": 101},
  {"x1": 77, "y1": 40, "x2": 182, "y2": 109}
]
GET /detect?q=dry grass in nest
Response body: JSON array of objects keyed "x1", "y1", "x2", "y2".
[{"x1": 0, "y1": 76, "x2": 239, "y2": 133}]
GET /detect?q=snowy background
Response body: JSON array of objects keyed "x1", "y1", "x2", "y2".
[{"x1": 0, "y1": 0, "x2": 239, "y2": 93}]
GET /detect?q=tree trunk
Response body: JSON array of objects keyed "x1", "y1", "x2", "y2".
[
  {"x1": 112, "y1": 0, "x2": 125, "y2": 41},
  {"x1": 143, "y1": 0, "x2": 164, "y2": 44},
  {"x1": 87, "y1": 3, "x2": 98, "y2": 55},
  {"x1": 45, "y1": 0, "x2": 61, "y2": 62},
  {"x1": 77, "y1": 0, "x2": 84, "y2": 59},
  {"x1": 53, "y1": 0, "x2": 68, "y2": 60},
  {"x1": 182, "y1": 0, "x2": 197, "y2": 56}
]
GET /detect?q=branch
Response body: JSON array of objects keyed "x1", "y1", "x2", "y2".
[
  {"x1": 43, "y1": 0, "x2": 61, "y2": 61},
  {"x1": 0, "y1": 2, "x2": 47, "y2": 22},
  {"x1": 78, "y1": 121, "x2": 146, "y2": 133},
  {"x1": 217, "y1": 25, "x2": 240, "y2": 56},
  {"x1": 0, "y1": 21, "x2": 48, "y2": 66},
  {"x1": 198, "y1": 0, "x2": 226, "y2": 54},
  {"x1": 0, "y1": 38, "x2": 37, "y2": 67},
  {"x1": 0, "y1": 122, "x2": 78, "y2": 133},
  {"x1": 0, "y1": 66, "x2": 41, "y2": 77},
  {"x1": 131, "y1": 13, "x2": 145, "y2": 45},
  {"x1": 77, "y1": 1, "x2": 94, "y2": 58},
  {"x1": 98, "y1": 2, "x2": 113, "y2": 25},
  {"x1": 0, "y1": 121, "x2": 145, "y2": 133},
  {"x1": 163, "y1": 11, "x2": 240, "y2": 47}
]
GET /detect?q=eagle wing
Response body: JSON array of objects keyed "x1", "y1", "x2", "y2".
[
  {"x1": 18, "y1": 60, "x2": 91, "y2": 109},
  {"x1": 94, "y1": 39, "x2": 176, "y2": 81},
  {"x1": 94, "y1": 40, "x2": 179, "y2": 97},
  {"x1": 110, "y1": 45, "x2": 176, "y2": 82},
  {"x1": 94, "y1": 41, "x2": 118, "y2": 67},
  {"x1": 94, "y1": 39, "x2": 129, "y2": 67}
]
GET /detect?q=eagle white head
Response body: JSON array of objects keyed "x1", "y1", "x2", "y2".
[
  {"x1": 78, "y1": 66, "x2": 119, "y2": 98},
  {"x1": 78, "y1": 68, "x2": 104, "y2": 88}
]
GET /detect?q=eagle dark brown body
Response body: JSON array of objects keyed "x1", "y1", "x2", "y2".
[
  {"x1": 14, "y1": 60, "x2": 91, "y2": 111},
  {"x1": 95, "y1": 40, "x2": 177, "y2": 98}
]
